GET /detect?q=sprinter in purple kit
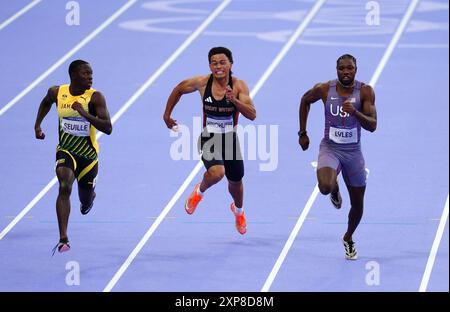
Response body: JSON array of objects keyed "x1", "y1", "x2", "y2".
[{"x1": 298, "y1": 54, "x2": 377, "y2": 260}]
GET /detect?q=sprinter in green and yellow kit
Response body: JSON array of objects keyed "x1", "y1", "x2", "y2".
[{"x1": 34, "y1": 60, "x2": 112, "y2": 254}]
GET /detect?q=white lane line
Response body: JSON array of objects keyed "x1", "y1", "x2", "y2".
[
  {"x1": 99, "y1": 0, "x2": 228, "y2": 134},
  {"x1": 102, "y1": 0, "x2": 233, "y2": 292},
  {"x1": 0, "y1": 0, "x2": 137, "y2": 117},
  {"x1": 0, "y1": 0, "x2": 41, "y2": 31},
  {"x1": 370, "y1": 0, "x2": 420, "y2": 86},
  {"x1": 261, "y1": 186, "x2": 320, "y2": 292},
  {"x1": 0, "y1": 0, "x2": 231, "y2": 241},
  {"x1": 419, "y1": 195, "x2": 449, "y2": 292},
  {"x1": 0, "y1": 177, "x2": 57, "y2": 240},
  {"x1": 250, "y1": 0, "x2": 326, "y2": 96},
  {"x1": 103, "y1": 161, "x2": 204, "y2": 292},
  {"x1": 261, "y1": 0, "x2": 420, "y2": 292},
  {"x1": 103, "y1": 0, "x2": 326, "y2": 293}
]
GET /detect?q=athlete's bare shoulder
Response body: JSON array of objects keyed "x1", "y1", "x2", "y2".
[
  {"x1": 47, "y1": 85, "x2": 59, "y2": 102},
  {"x1": 191, "y1": 75, "x2": 211, "y2": 90},
  {"x1": 312, "y1": 81, "x2": 330, "y2": 97},
  {"x1": 175, "y1": 75, "x2": 209, "y2": 94},
  {"x1": 91, "y1": 90, "x2": 106, "y2": 103},
  {"x1": 49, "y1": 85, "x2": 59, "y2": 94},
  {"x1": 360, "y1": 83, "x2": 375, "y2": 100},
  {"x1": 232, "y1": 76, "x2": 248, "y2": 91},
  {"x1": 361, "y1": 82, "x2": 375, "y2": 97},
  {"x1": 322, "y1": 80, "x2": 332, "y2": 89},
  {"x1": 182, "y1": 74, "x2": 210, "y2": 97},
  {"x1": 360, "y1": 83, "x2": 374, "y2": 92},
  {"x1": 194, "y1": 75, "x2": 210, "y2": 92},
  {"x1": 196, "y1": 74, "x2": 210, "y2": 87}
]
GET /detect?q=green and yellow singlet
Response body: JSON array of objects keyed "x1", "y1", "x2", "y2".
[{"x1": 56, "y1": 84, "x2": 99, "y2": 160}]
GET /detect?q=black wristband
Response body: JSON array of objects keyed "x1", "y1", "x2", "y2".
[{"x1": 298, "y1": 130, "x2": 307, "y2": 137}]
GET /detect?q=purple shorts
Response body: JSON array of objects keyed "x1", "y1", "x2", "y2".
[{"x1": 317, "y1": 139, "x2": 366, "y2": 187}]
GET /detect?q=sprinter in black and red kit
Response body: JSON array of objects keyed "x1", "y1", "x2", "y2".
[{"x1": 163, "y1": 47, "x2": 256, "y2": 235}]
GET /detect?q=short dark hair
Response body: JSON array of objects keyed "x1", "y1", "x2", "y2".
[
  {"x1": 208, "y1": 47, "x2": 233, "y2": 64},
  {"x1": 68, "y1": 59, "x2": 89, "y2": 76},
  {"x1": 336, "y1": 54, "x2": 356, "y2": 67}
]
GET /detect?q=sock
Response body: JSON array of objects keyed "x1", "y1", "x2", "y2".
[
  {"x1": 234, "y1": 204, "x2": 244, "y2": 215},
  {"x1": 197, "y1": 185, "x2": 204, "y2": 196}
]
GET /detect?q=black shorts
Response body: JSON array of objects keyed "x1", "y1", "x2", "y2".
[
  {"x1": 56, "y1": 150, "x2": 98, "y2": 190},
  {"x1": 198, "y1": 131, "x2": 244, "y2": 182}
]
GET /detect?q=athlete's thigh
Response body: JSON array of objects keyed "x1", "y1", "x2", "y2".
[
  {"x1": 224, "y1": 159, "x2": 244, "y2": 182},
  {"x1": 317, "y1": 141, "x2": 340, "y2": 185},
  {"x1": 76, "y1": 157, "x2": 98, "y2": 190},
  {"x1": 341, "y1": 149, "x2": 366, "y2": 187},
  {"x1": 55, "y1": 151, "x2": 76, "y2": 185}
]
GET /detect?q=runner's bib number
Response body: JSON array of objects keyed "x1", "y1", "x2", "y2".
[
  {"x1": 329, "y1": 126, "x2": 357, "y2": 144},
  {"x1": 61, "y1": 117, "x2": 90, "y2": 136},
  {"x1": 206, "y1": 115, "x2": 233, "y2": 133}
]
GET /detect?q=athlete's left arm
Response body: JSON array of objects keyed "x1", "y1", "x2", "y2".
[
  {"x1": 72, "y1": 91, "x2": 113, "y2": 135},
  {"x1": 226, "y1": 80, "x2": 256, "y2": 120},
  {"x1": 344, "y1": 85, "x2": 377, "y2": 132}
]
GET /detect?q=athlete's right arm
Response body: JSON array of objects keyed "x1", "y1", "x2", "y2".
[
  {"x1": 298, "y1": 82, "x2": 327, "y2": 151},
  {"x1": 34, "y1": 86, "x2": 58, "y2": 140},
  {"x1": 163, "y1": 76, "x2": 204, "y2": 129}
]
